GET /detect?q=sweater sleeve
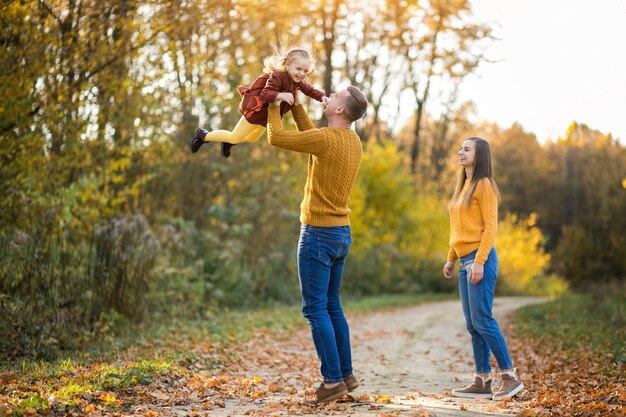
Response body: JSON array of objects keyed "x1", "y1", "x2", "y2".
[
  {"x1": 299, "y1": 82, "x2": 326, "y2": 101},
  {"x1": 475, "y1": 179, "x2": 498, "y2": 264},
  {"x1": 447, "y1": 247, "x2": 458, "y2": 263},
  {"x1": 259, "y1": 72, "x2": 283, "y2": 104},
  {"x1": 267, "y1": 105, "x2": 326, "y2": 155},
  {"x1": 291, "y1": 104, "x2": 316, "y2": 131}
]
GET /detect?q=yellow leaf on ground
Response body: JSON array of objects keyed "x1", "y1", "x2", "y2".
[
  {"x1": 84, "y1": 404, "x2": 95, "y2": 413},
  {"x1": 373, "y1": 394, "x2": 391, "y2": 403},
  {"x1": 99, "y1": 392, "x2": 116, "y2": 403}
]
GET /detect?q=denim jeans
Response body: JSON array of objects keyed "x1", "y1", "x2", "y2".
[
  {"x1": 297, "y1": 224, "x2": 353, "y2": 383},
  {"x1": 458, "y1": 247, "x2": 514, "y2": 373}
]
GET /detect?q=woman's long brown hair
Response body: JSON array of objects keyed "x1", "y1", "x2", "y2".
[{"x1": 450, "y1": 137, "x2": 501, "y2": 207}]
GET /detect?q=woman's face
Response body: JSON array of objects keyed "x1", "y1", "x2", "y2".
[
  {"x1": 286, "y1": 56, "x2": 311, "y2": 83},
  {"x1": 458, "y1": 139, "x2": 476, "y2": 168}
]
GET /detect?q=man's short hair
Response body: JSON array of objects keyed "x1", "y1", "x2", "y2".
[{"x1": 344, "y1": 86, "x2": 368, "y2": 122}]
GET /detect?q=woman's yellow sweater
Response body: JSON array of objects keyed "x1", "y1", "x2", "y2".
[{"x1": 447, "y1": 177, "x2": 498, "y2": 265}]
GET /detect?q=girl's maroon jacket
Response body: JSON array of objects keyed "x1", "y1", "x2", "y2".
[{"x1": 237, "y1": 70, "x2": 325, "y2": 127}]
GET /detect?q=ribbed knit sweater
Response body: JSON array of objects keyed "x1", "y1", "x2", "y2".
[
  {"x1": 447, "y1": 177, "x2": 499, "y2": 265},
  {"x1": 266, "y1": 105, "x2": 362, "y2": 227}
]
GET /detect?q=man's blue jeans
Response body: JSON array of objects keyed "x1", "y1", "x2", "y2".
[
  {"x1": 297, "y1": 224, "x2": 353, "y2": 383},
  {"x1": 458, "y1": 247, "x2": 514, "y2": 373}
]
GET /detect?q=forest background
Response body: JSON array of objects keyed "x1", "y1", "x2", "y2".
[{"x1": 1, "y1": 0, "x2": 625, "y2": 359}]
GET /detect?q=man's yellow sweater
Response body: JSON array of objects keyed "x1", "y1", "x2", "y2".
[
  {"x1": 447, "y1": 178, "x2": 499, "y2": 265},
  {"x1": 267, "y1": 105, "x2": 362, "y2": 227}
]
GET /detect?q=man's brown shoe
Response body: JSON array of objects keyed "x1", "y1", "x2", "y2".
[
  {"x1": 343, "y1": 374, "x2": 359, "y2": 392},
  {"x1": 315, "y1": 381, "x2": 348, "y2": 403}
]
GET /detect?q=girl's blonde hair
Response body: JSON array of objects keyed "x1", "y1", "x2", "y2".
[{"x1": 263, "y1": 40, "x2": 316, "y2": 74}]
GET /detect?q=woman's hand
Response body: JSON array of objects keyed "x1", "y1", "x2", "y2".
[
  {"x1": 470, "y1": 262, "x2": 484, "y2": 284},
  {"x1": 276, "y1": 92, "x2": 294, "y2": 105},
  {"x1": 294, "y1": 91, "x2": 301, "y2": 106},
  {"x1": 443, "y1": 261, "x2": 455, "y2": 279}
]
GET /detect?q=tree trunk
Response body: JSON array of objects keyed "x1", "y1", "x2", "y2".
[{"x1": 410, "y1": 100, "x2": 424, "y2": 174}]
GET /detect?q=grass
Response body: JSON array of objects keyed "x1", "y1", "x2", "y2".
[
  {"x1": 3, "y1": 293, "x2": 455, "y2": 371},
  {"x1": 514, "y1": 291, "x2": 626, "y2": 363},
  {"x1": 101, "y1": 292, "x2": 457, "y2": 361}
]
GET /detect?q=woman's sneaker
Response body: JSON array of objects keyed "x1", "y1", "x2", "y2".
[
  {"x1": 343, "y1": 374, "x2": 359, "y2": 392},
  {"x1": 189, "y1": 128, "x2": 208, "y2": 153},
  {"x1": 315, "y1": 381, "x2": 348, "y2": 403},
  {"x1": 493, "y1": 369, "x2": 524, "y2": 400},
  {"x1": 452, "y1": 375, "x2": 493, "y2": 398}
]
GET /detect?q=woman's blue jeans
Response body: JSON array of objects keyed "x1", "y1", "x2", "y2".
[
  {"x1": 458, "y1": 247, "x2": 514, "y2": 373},
  {"x1": 297, "y1": 224, "x2": 353, "y2": 383}
]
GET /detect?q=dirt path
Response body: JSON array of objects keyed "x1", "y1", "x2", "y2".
[{"x1": 156, "y1": 297, "x2": 545, "y2": 417}]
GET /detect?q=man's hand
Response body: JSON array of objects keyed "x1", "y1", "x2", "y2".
[
  {"x1": 322, "y1": 96, "x2": 330, "y2": 107},
  {"x1": 443, "y1": 261, "x2": 455, "y2": 279},
  {"x1": 275, "y1": 92, "x2": 294, "y2": 105}
]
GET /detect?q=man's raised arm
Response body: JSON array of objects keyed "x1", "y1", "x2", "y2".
[
  {"x1": 291, "y1": 104, "x2": 316, "y2": 131},
  {"x1": 266, "y1": 104, "x2": 326, "y2": 155}
]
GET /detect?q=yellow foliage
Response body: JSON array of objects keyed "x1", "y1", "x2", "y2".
[
  {"x1": 497, "y1": 214, "x2": 567, "y2": 296},
  {"x1": 349, "y1": 143, "x2": 450, "y2": 290}
]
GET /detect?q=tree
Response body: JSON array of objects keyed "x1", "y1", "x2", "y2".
[{"x1": 401, "y1": 0, "x2": 492, "y2": 174}]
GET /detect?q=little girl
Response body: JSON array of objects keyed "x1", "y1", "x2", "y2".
[{"x1": 190, "y1": 46, "x2": 328, "y2": 158}]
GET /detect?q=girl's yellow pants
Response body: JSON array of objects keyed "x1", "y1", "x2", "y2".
[{"x1": 203, "y1": 116, "x2": 266, "y2": 144}]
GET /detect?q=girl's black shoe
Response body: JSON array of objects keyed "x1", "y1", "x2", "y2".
[
  {"x1": 189, "y1": 128, "x2": 208, "y2": 153},
  {"x1": 220, "y1": 142, "x2": 236, "y2": 158}
]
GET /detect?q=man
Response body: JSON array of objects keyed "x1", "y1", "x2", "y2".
[{"x1": 266, "y1": 86, "x2": 368, "y2": 403}]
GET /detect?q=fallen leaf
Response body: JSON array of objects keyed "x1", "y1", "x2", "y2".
[
  {"x1": 150, "y1": 390, "x2": 170, "y2": 401},
  {"x1": 98, "y1": 392, "x2": 116, "y2": 403}
]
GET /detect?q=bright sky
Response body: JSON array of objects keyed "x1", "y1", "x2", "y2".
[{"x1": 458, "y1": 0, "x2": 626, "y2": 142}]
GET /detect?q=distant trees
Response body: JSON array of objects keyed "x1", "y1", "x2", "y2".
[{"x1": 490, "y1": 122, "x2": 626, "y2": 287}]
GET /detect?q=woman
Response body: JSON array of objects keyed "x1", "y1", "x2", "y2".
[{"x1": 443, "y1": 137, "x2": 524, "y2": 401}]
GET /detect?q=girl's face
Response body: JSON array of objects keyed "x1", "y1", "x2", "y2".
[
  {"x1": 458, "y1": 139, "x2": 476, "y2": 168},
  {"x1": 286, "y1": 56, "x2": 311, "y2": 83}
]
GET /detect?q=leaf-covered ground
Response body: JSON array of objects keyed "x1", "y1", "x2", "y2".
[
  {"x1": 1, "y1": 295, "x2": 624, "y2": 417},
  {"x1": 508, "y1": 294, "x2": 625, "y2": 417}
]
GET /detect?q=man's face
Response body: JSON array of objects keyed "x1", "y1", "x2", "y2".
[{"x1": 324, "y1": 89, "x2": 350, "y2": 117}]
